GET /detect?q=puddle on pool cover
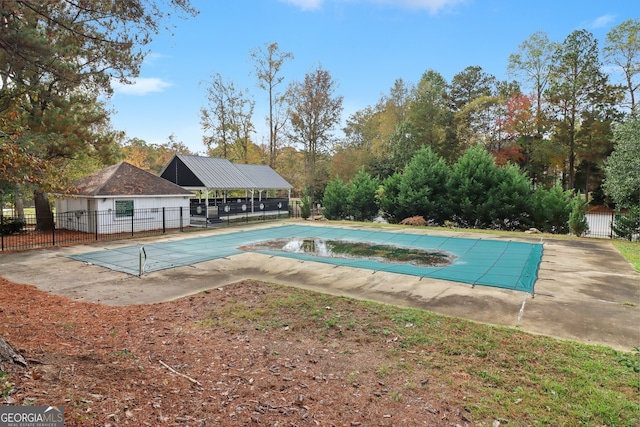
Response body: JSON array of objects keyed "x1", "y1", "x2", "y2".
[{"x1": 241, "y1": 238, "x2": 455, "y2": 267}]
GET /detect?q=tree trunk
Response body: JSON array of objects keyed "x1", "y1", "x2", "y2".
[
  {"x1": 14, "y1": 185, "x2": 25, "y2": 220},
  {"x1": 34, "y1": 190, "x2": 54, "y2": 231},
  {"x1": 584, "y1": 162, "x2": 591, "y2": 203},
  {"x1": 0, "y1": 336, "x2": 27, "y2": 366}
]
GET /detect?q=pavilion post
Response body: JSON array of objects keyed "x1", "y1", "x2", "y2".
[{"x1": 205, "y1": 189, "x2": 209, "y2": 227}]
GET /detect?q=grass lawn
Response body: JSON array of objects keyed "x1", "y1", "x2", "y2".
[
  {"x1": 216, "y1": 285, "x2": 640, "y2": 425},
  {"x1": 612, "y1": 240, "x2": 640, "y2": 271}
]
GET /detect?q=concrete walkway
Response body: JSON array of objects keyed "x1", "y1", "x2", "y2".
[{"x1": 1, "y1": 222, "x2": 638, "y2": 351}]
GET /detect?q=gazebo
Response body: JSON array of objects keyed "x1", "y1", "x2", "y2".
[{"x1": 159, "y1": 154, "x2": 292, "y2": 221}]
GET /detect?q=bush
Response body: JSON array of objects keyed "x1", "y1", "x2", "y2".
[
  {"x1": 347, "y1": 169, "x2": 380, "y2": 222},
  {"x1": 0, "y1": 217, "x2": 26, "y2": 235},
  {"x1": 490, "y1": 164, "x2": 534, "y2": 231},
  {"x1": 532, "y1": 185, "x2": 572, "y2": 234},
  {"x1": 447, "y1": 146, "x2": 501, "y2": 228},
  {"x1": 300, "y1": 195, "x2": 312, "y2": 219},
  {"x1": 322, "y1": 178, "x2": 350, "y2": 220},
  {"x1": 612, "y1": 205, "x2": 640, "y2": 241},
  {"x1": 397, "y1": 147, "x2": 451, "y2": 224},
  {"x1": 379, "y1": 147, "x2": 450, "y2": 224},
  {"x1": 569, "y1": 195, "x2": 590, "y2": 237},
  {"x1": 378, "y1": 173, "x2": 403, "y2": 223}
]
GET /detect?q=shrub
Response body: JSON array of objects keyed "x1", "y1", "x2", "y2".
[
  {"x1": 378, "y1": 173, "x2": 403, "y2": 223},
  {"x1": 569, "y1": 195, "x2": 590, "y2": 237},
  {"x1": 322, "y1": 178, "x2": 350, "y2": 220},
  {"x1": 532, "y1": 185, "x2": 572, "y2": 234},
  {"x1": 490, "y1": 164, "x2": 534, "y2": 231},
  {"x1": 347, "y1": 168, "x2": 380, "y2": 222},
  {"x1": 612, "y1": 205, "x2": 640, "y2": 241},
  {"x1": 397, "y1": 147, "x2": 451, "y2": 224},
  {"x1": 447, "y1": 146, "x2": 500, "y2": 228},
  {"x1": 300, "y1": 195, "x2": 312, "y2": 219},
  {"x1": 0, "y1": 217, "x2": 26, "y2": 235}
]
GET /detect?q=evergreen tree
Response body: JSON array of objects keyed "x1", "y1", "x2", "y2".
[
  {"x1": 492, "y1": 164, "x2": 534, "y2": 230},
  {"x1": 447, "y1": 146, "x2": 500, "y2": 228},
  {"x1": 397, "y1": 147, "x2": 451, "y2": 224},
  {"x1": 603, "y1": 115, "x2": 640, "y2": 208},
  {"x1": 378, "y1": 172, "x2": 403, "y2": 223},
  {"x1": 611, "y1": 206, "x2": 640, "y2": 241},
  {"x1": 532, "y1": 184, "x2": 573, "y2": 233},
  {"x1": 546, "y1": 29, "x2": 612, "y2": 190},
  {"x1": 569, "y1": 194, "x2": 590, "y2": 236},
  {"x1": 322, "y1": 178, "x2": 350, "y2": 220},
  {"x1": 347, "y1": 169, "x2": 380, "y2": 222},
  {"x1": 0, "y1": 0, "x2": 197, "y2": 229}
]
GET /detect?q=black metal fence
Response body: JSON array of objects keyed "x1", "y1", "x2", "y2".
[
  {"x1": 1, "y1": 206, "x2": 291, "y2": 252},
  {"x1": 2, "y1": 205, "x2": 635, "y2": 252},
  {"x1": 190, "y1": 197, "x2": 292, "y2": 223}
]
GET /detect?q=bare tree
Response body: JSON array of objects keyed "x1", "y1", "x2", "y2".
[
  {"x1": 604, "y1": 19, "x2": 640, "y2": 111},
  {"x1": 250, "y1": 42, "x2": 294, "y2": 167},
  {"x1": 200, "y1": 73, "x2": 255, "y2": 162},
  {"x1": 287, "y1": 65, "x2": 343, "y2": 205},
  {"x1": 507, "y1": 31, "x2": 559, "y2": 136}
]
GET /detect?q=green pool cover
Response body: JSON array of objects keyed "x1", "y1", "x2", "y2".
[{"x1": 70, "y1": 224, "x2": 543, "y2": 294}]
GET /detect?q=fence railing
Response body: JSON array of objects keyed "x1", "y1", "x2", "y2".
[
  {"x1": 584, "y1": 207, "x2": 638, "y2": 240},
  {"x1": 1, "y1": 205, "x2": 635, "y2": 251},
  {"x1": 1, "y1": 206, "x2": 291, "y2": 252}
]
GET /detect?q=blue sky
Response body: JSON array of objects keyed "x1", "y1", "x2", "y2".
[{"x1": 108, "y1": 0, "x2": 638, "y2": 154}]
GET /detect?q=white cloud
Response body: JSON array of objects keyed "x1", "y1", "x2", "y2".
[
  {"x1": 372, "y1": 0, "x2": 467, "y2": 13},
  {"x1": 281, "y1": 0, "x2": 466, "y2": 13},
  {"x1": 281, "y1": 0, "x2": 323, "y2": 11},
  {"x1": 585, "y1": 14, "x2": 616, "y2": 29},
  {"x1": 143, "y1": 52, "x2": 170, "y2": 66},
  {"x1": 113, "y1": 77, "x2": 172, "y2": 95}
]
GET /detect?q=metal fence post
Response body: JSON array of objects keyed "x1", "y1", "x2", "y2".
[
  {"x1": 95, "y1": 211, "x2": 99, "y2": 240},
  {"x1": 162, "y1": 207, "x2": 166, "y2": 234},
  {"x1": 131, "y1": 209, "x2": 135, "y2": 236},
  {"x1": 180, "y1": 206, "x2": 183, "y2": 232},
  {"x1": 610, "y1": 210, "x2": 615, "y2": 238}
]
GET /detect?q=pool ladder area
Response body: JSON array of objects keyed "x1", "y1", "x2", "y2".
[{"x1": 139, "y1": 246, "x2": 147, "y2": 277}]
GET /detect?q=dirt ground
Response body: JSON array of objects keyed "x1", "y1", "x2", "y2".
[{"x1": 1, "y1": 277, "x2": 477, "y2": 426}]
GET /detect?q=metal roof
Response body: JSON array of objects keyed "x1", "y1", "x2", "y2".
[
  {"x1": 164, "y1": 155, "x2": 292, "y2": 190},
  {"x1": 233, "y1": 163, "x2": 293, "y2": 190}
]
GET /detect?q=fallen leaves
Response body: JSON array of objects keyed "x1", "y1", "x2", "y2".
[{"x1": 0, "y1": 277, "x2": 473, "y2": 426}]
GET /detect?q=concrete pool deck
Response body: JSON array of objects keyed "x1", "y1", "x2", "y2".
[{"x1": 1, "y1": 221, "x2": 638, "y2": 351}]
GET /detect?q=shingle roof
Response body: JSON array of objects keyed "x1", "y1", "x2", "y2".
[
  {"x1": 161, "y1": 155, "x2": 292, "y2": 190},
  {"x1": 70, "y1": 162, "x2": 193, "y2": 197}
]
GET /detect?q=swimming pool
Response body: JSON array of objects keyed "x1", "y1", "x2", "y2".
[{"x1": 70, "y1": 224, "x2": 543, "y2": 294}]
